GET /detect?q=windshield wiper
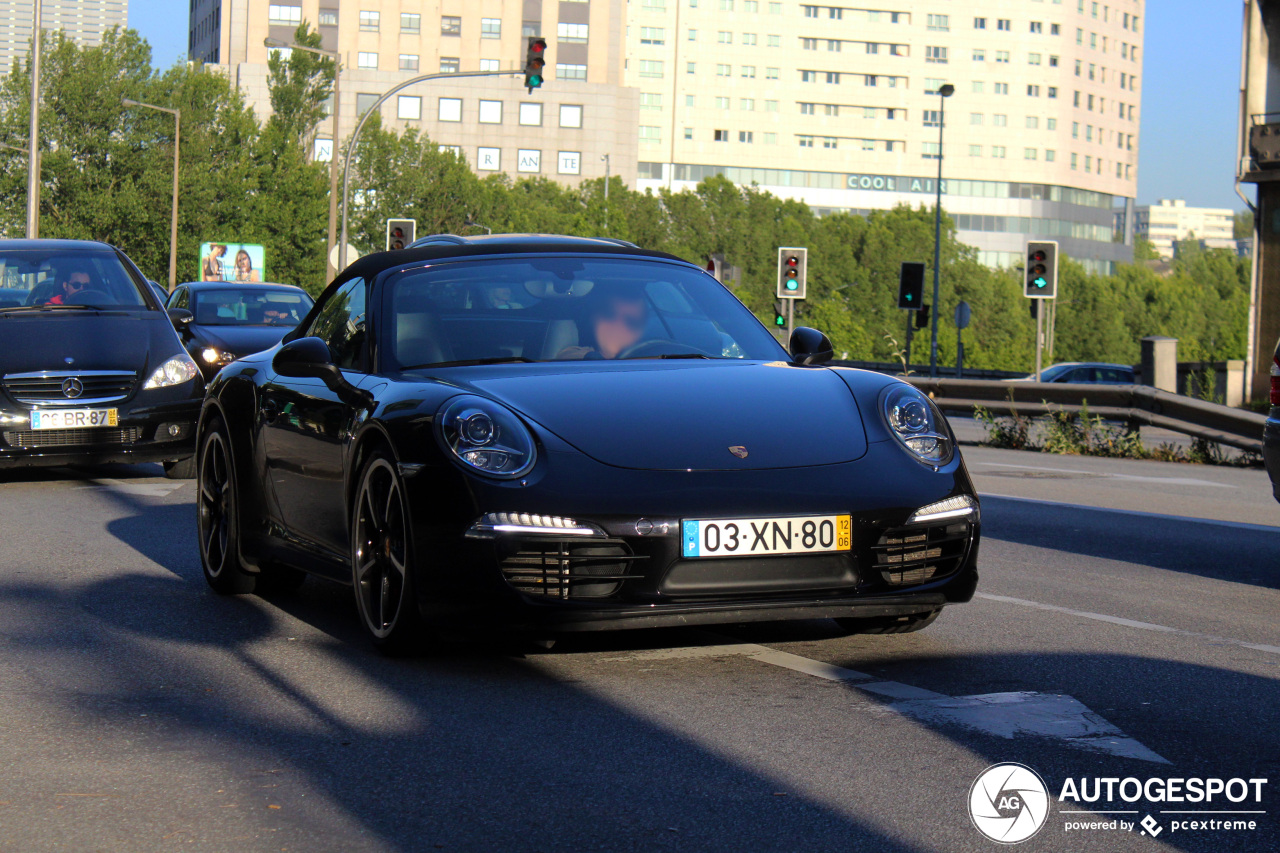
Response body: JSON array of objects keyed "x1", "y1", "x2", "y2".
[
  {"x1": 404, "y1": 356, "x2": 538, "y2": 369},
  {"x1": 627, "y1": 353, "x2": 714, "y2": 360}
]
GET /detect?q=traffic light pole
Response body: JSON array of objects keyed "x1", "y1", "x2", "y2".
[
  {"x1": 340, "y1": 69, "x2": 524, "y2": 269},
  {"x1": 904, "y1": 313, "x2": 914, "y2": 370},
  {"x1": 786, "y1": 298, "x2": 794, "y2": 340},
  {"x1": 1035, "y1": 306, "x2": 1043, "y2": 381}
]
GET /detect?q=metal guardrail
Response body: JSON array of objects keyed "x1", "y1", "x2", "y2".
[{"x1": 903, "y1": 377, "x2": 1267, "y2": 454}]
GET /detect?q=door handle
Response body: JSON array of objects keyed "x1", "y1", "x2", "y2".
[{"x1": 261, "y1": 397, "x2": 280, "y2": 423}]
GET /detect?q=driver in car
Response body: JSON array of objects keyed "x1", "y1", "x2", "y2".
[
  {"x1": 47, "y1": 265, "x2": 93, "y2": 305},
  {"x1": 556, "y1": 292, "x2": 648, "y2": 360},
  {"x1": 262, "y1": 304, "x2": 295, "y2": 324}
]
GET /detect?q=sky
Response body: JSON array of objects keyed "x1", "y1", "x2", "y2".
[{"x1": 127, "y1": 0, "x2": 1250, "y2": 212}]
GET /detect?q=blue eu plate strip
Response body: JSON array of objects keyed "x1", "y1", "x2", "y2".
[{"x1": 682, "y1": 520, "x2": 699, "y2": 558}]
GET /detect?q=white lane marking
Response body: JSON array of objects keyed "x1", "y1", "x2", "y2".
[
  {"x1": 604, "y1": 637, "x2": 1166, "y2": 762},
  {"x1": 972, "y1": 461, "x2": 1235, "y2": 489},
  {"x1": 979, "y1": 493, "x2": 1280, "y2": 533},
  {"x1": 890, "y1": 691, "x2": 1170, "y2": 764},
  {"x1": 977, "y1": 592, "x2": 1280, "y2": 656},
  {"x1": 75, "y1": 480, "x2": 186, "y2": 498}
]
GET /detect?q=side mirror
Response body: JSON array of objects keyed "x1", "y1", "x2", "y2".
[
  {"x1": 167, "y1": 308, "x2": 193, "y2": 330},
  {"x1": 272, "y1": 337, "x2": 374, "y2": 408},
  {"x1": 789, "y1": 326, "x2": 834, "y2": 366}
]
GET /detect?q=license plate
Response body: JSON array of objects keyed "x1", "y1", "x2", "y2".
[
  {"x1": 682, "y1": 514, "x2": 852, "y2": 558},
  {"x1": 30, "y1": 408, "x2": 119, "y2": 430}
]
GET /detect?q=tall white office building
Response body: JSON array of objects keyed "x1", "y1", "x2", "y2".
[{"x1": 0, "y1": 0, "x2": 129, "y2": 75}]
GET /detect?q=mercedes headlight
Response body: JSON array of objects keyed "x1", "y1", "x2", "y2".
[
  {"x1": 200, "y1": 347, "x2": 234, "y2": 365},
  {"x1": 437, "y1": 395, "x2": 537, "y2": 479},
  {"x1": 881, "y1": 383, "x2": 952, "y2": 466},
  {"x1": 143, "y1": 354, "x2": 200, "y2": 389}
]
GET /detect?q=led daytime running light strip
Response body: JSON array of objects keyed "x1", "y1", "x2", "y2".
[
  {"x1": 906, "y1": 495, "x2": 979, "y2": 524},
  {"x1": 466, "y1": 512, "x2": 604, "y2": 539}
]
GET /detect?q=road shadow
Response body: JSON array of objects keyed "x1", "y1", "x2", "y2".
[
  {"x1": 0, "y1": 461, "x2": 165, "y2": 485},
  {"x1": 979, "y1": 495, "x2": 1280, "y2": 590}
]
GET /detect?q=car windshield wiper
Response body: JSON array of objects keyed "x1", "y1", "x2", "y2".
[
  {"x1": 632, "y1": 353, "x2": 714, "y2": 360},
  {"x1": 404, "y1": 356, "x2": 539, "y2": 369},
  {"x1": 0, "y1": 303, "x2": 117, "y2": 314}
]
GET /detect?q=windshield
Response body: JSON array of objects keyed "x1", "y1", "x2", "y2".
[
  {"x1": 0, "y1": 248, "x2": 150, "y2": 310},
  {"x1": 381, "y1": 257, "x2": 786, "y2": 369},
  {"x1": 191, "y1": 288, "x2": 312, "y2": 326}
]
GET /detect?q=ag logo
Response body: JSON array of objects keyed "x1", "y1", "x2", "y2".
[{"x1": 968, "y1": 763, "x2": 1049, "y2": 844}]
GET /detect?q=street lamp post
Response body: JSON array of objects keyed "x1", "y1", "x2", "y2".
[
  {"x1": 264, "y1": 38, "x2": 341, "y2": 282},
  {"x1": 25, "y1": 0, "x2": 41, "y2": 238},
  {"x1": 123, "y1": 99, "x2": 181, "y2": 293},
  {"x1": 339, "y1": 70, "x2": 521, "y2": 269},
  {"x1": 601, "y1": 153, "x2": 610, "y2": 235},
  {"x1": 928, "y1": 83, "x2": 954, "y2": 379}
]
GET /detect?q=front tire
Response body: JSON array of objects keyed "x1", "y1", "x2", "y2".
[
  {"x1": 834, "y1": 608, "x2": 941, "y2": 635},
  {"x1": 196, "y1": 419, "x2": 256, "y2": 594},
  {"x1": 351, "y1": 452, "x2": 428, "y2": 654},
  {"x1": 163, "y1": 456, "x2": 196, "y2": 479}
]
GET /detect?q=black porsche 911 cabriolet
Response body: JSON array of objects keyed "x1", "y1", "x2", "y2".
[{"x1": 195, "y1": 234, "x2": 980, "y2": 651}]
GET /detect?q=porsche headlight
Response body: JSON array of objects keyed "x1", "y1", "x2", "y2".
[
  {"x1": 143, "y1": 354, "x2": 200, "y2": 389},
  {"x1": 437, "y1": 395, "x2": 537, "y2": 479},
  {"x1": 881, "y1": 384, "x2": 952, "y2": 466}
]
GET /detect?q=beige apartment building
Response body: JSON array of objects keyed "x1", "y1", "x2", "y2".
[
  {"x1": 1, "y1": 0, "x2": 128, "y2": 75},
  {"x1": 189, "y1": 0, "x2": 638, "y2": 187},
  {"x1": 625, "y1": 0, "x2": 1144, "y2": 272},
  {"x1": 1133, "y1": 198, "x2": 1236, "y2": 259}
]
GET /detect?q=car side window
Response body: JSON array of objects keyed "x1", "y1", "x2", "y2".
[
  {"x1": 308, "y1": 278, "x2": 368, "y2": 371},
  {"x1": 174, "y1": 288, "x2": 189, "y2": 310}
]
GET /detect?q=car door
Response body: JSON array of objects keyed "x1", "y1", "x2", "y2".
[{"x1": 261, "y1": 277, "x2": 370, "y2": 559}]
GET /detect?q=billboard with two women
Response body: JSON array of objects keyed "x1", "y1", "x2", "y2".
[{"x1": 200, "y1": 242, "x2": 266, "y2": 283}]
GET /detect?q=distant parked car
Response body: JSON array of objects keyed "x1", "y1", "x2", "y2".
[
  {"x1": 1264, "y1": 341, "x2": 1280, "y2": 502},
  {"x1": 166, "y1": 282, "x2": 313, "y2": 380},
  {"x1": 1009, "y1": 362, "x2": 1136, "y2": 384}
]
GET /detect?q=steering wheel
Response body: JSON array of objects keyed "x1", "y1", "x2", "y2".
[
  {"x1": 616, "y1": 339, "x2": 707, "y2": 359},
  {"x1": 69, "y1": 289, "x2": 112, "y2": 306}
]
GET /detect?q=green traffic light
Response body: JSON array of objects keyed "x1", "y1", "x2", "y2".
[
  {"x1": 785, "y1": 281, "x2": 798, "y2": 291},
  {"x1": 1033, "y1": 276, "x2": 1047, "y2": 288},
  {"x1": 775, "y1": 314, "x2": 785, "y2": 326}
]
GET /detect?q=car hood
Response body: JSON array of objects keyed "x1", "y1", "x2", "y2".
[
  {"x1": 0, "y1": 310, "x2": 180, "y2": 375},
  {"x1": 462, "y1": 360, "x2": 868, "y2": 471},
  {"x1": 195, "y1": 324, "x2": 294, "y2": 357}
]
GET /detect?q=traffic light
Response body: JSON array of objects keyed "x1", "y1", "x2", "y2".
[
  {"x1": 915, "y1": 304, "x2": 930, "y2": 330},
  {"x1": 773, "y1": 300, "x2": 786, "y2": 327},
  {"x1": 1024, "y1": 240, "x2": 1058, "y2": 299},
  {"x1": 524, "y1": 37, "x2": 547, "y2": 93},
  {"x1": 386, "y1": 218, "x2": 416, "y2": 251},
  {"x1": 898, "y1": 262, "x2": 925, "y2": 310},
  {"x1": 776, "y1": 247, "x2": 808, "y2": 299}
]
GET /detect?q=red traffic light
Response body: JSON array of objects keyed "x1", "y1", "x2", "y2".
[
  {"x1": 785, "y1": 256, "x2": 799, "y2": 267},
  {"x1": 530, "y1": 40, "x2": 546, "y2": 54},
  {"x1": 1029, "y1": 250, "x2": 1046, "y2": 262}
]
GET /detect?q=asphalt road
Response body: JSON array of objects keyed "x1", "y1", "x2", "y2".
[{"x1": 1, "y1": 447, "x2": 1278, "y2": 852}]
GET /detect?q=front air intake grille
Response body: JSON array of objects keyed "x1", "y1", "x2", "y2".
[
  {"x1": 499, "y1": 538, "x2": 646, "y2": 599},
  {"x1": 2, "y1": 371, "x2": 137, "y2": 404},
  {"x1": 871, "y1": 521, "x2": 971, "y2": 586},
  {"x1": 2, "y1": 427, "x2": 142, "y2": 448}
]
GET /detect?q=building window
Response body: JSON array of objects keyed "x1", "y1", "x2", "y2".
[
  {"x1": 517, "y1": 149, "x2": 541, "y2": 173},
  {"x1": 356, "y1": 93, "x2": 379, "y2": 116},
  {"x1": 1046, "y1": 149, "x2": 1056, "y2": 162},
  {"x1": 641, "y1": 126, "x2": 662, "y2": 143},
  {"x1": 399, "y1": 55, "x2": 419, "y2": 72},
  {"x1": 397, "y1": 95, "x2": 421, "y2": 120},
  {"x1": 741, "y1": 65, "x2": 756, "y2": 78},
  {"x1": 1028, "y1": 53, "x2": 1042, "y2": 65},
  {"x1": 822, "y1": 137, "x2": 837, "y2": 148},
  {"x1": 439, "y1": 98, "x2": 462, "y2": 122},
  {"x1": 441, "y1": 16, "x2": 461, "y2": 35},
  {"x1": 923, "y1": 109, "x2": 940, "y2": 127},
  {"x1": 687, "y1": 62, "x2": 697, "y2": 74},
  {"x1": 925, "y1": 46, "x2": 947, "y2": 64},
  {"x1": 481, "y1": 18, "x2": 502, "y2": 39},
  {"x1": 765, "y1": 100, "x2": 779, "y2": 111},
  {"x1": 992, "y1": 146, "x2": 1006, "y2": 159},
  {"x1": 558, "y1": 151, "x2": 581, "y2": 175},
  {"x1": 715, "y1": 96, "x2": 730, "y2": 109},
  {"x1": 559, "y1": 23, "x2": 589, "y2": 42},
  {"x1": 921, "y1": 141, "x2": 940, "y2": 159},
  {"x1": 995, "y1": 50, "x2": 1010, "y2": 63},
  {"x1": 768, "y1": 34, "x2": 781, "y2": 47},
  {"x1": 1027, "y1": 85, "x2": 1041, "y2": 96},
  {"x1": 764, "y1": 132, "x2": 777, "y2": 144},
  {"x1": 642, "y1": 27, "x2": 666, "y2": 45},
  {"x1": 1071, "y1": 152, "x2": 1078, "y2": 169},
  {"x1": 769, "y1": 2, "x2": 782, "y2": 12},
  {"x1": 972, "y1": 49, "x2": 986, "y2": 61},
  {"x1": 477, "y1": 147, "x2": 500, "y2": 171},
  {"x1": 478, "y1": 100, "x2": 503, "y2": 124},
  {"x1": 969, "y1": 112, "x2": 983, "y2": 125},
  {"x1": 684, "y1": 127, "x2": 694, "y2": 139},
  {"x1": 640, "y1": 93, "x2": 663, "y2": 110},
  {"x1": 802, "y1": 38, "x2": 818, "y2": 51},
  {"x1": 268, "y1": 5, "x2": 302, "y2": 25},
  {"x1": 740, "y1": 131, "x2": 754, "y2": 143},
  {"x1": 969, "y1": 144, "x2": 982, "y2": 156},
  {"x1": 997, "y1": 19, "x2": 1010, "y2": 31},
  {"x1": 720, "y1": 0, "x2": 734, "y2": 8},
  {"x1": 972, "y1": 81, "x2": 985, "y2": 93},
  {"x1": 401, "y1": 13, "x2": 420, "y2": 33},
  {"x1": 639, "y1": 60, "x2": 664, "y2": 78},
  {"x1": 556, "y1": 64, "x2": 587, "y2": 80},
  {"x1": 799, "y1": 102, "x2": 815, "y2": 115},
  {"x1": 519, "y1": 103, "x2": 543, "y2": 125},
  {"x1": 994, "y1": 82, "x2": 1008, "y2": 94},
  {"x1": 560, "y1": 104, "x2": 583, "y2": 127},
  {"x1": 359, "y1": 10, "x2": 379, "y2": 30},
  {"x1": 766, "y1": 67, "x2": 780, "y2": 79},
  {"x1": 713, "y1": 129, "x2": 729, "y2": 142},
  {"x1": 1026, "y1": 116, "x2": 1039, "y2": 129},
  {"x1": 993, "y1": 114, "x2": 1007, "y2": 127},
  {"x1": 740, "y1": 98, "x2": 755, "y2": 110},
  {"x1": 1047, "y1": 118, "x2": 1057, "y2": 130},
  {"x1": 926, "y1": 14, "x2": 949, "y2": 31},
  {"x1": 319, "y1": 9, "x2": 338, "y2": 27},
  {"x1": 719, "y1": 64, "x2": 733, "y2": 77},
  {"x1": 357, "y1": 52, "x2": 378, "y2": 69},
  {"x1": 440, "y1": 57, "x2": 460, "y2": 73},
  {"x1": 1024, "y1": 148, "x2": 1037, "y2": 160},
  {"x1": 798, "y1": 135, "x2": 814, "y2": 147},
  {"x1": 745, "y1": 0, "x2": 759, "y2": 10},
  {"x1": 744, "y1": 34, "x2": 758, "y2": 46},
  {"x1": 825, "y1": 72, "x2": 840, "y2": 84},
  {"x1": 719, "y1": 31, "x2": 733, "y2": 44},
  {"x1": 1029, "y1": 21, "x2": 1042, "y2": 34},
  {"x1": 523, "y1": 21, "x2": 539, "y2": 37},
  {"x1": 479, "y1": 59, "x2": 500, "y2": 71},
  {"x1": 973, "y1": 17, "x2": 986, "y2": 29}
]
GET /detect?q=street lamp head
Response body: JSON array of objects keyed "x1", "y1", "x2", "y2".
[
  {"x1": 263, "y1": 37, "x2": 288, "y2": 48},
  {"x1": 939, "y1": 84, "x2": 955, "y2": 98},
  {"x1": 121, "y1": 98, "x2": 141, "y2": 107}
]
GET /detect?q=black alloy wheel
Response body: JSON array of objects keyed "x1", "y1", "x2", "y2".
[
  {"x1": 197, "y1": 419, "x2": 256, "y2": 594},
  {"x1": 351, "y1": 453, "x2": 427, "y2": 653}
]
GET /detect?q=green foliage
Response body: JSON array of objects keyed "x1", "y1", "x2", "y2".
[
  {"x1": 1234, "y1": 210, "x2": 1253, "y2": 241},
  {"x1": 0, "y1": 27, "x2": 1255, "y2": 364}
]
